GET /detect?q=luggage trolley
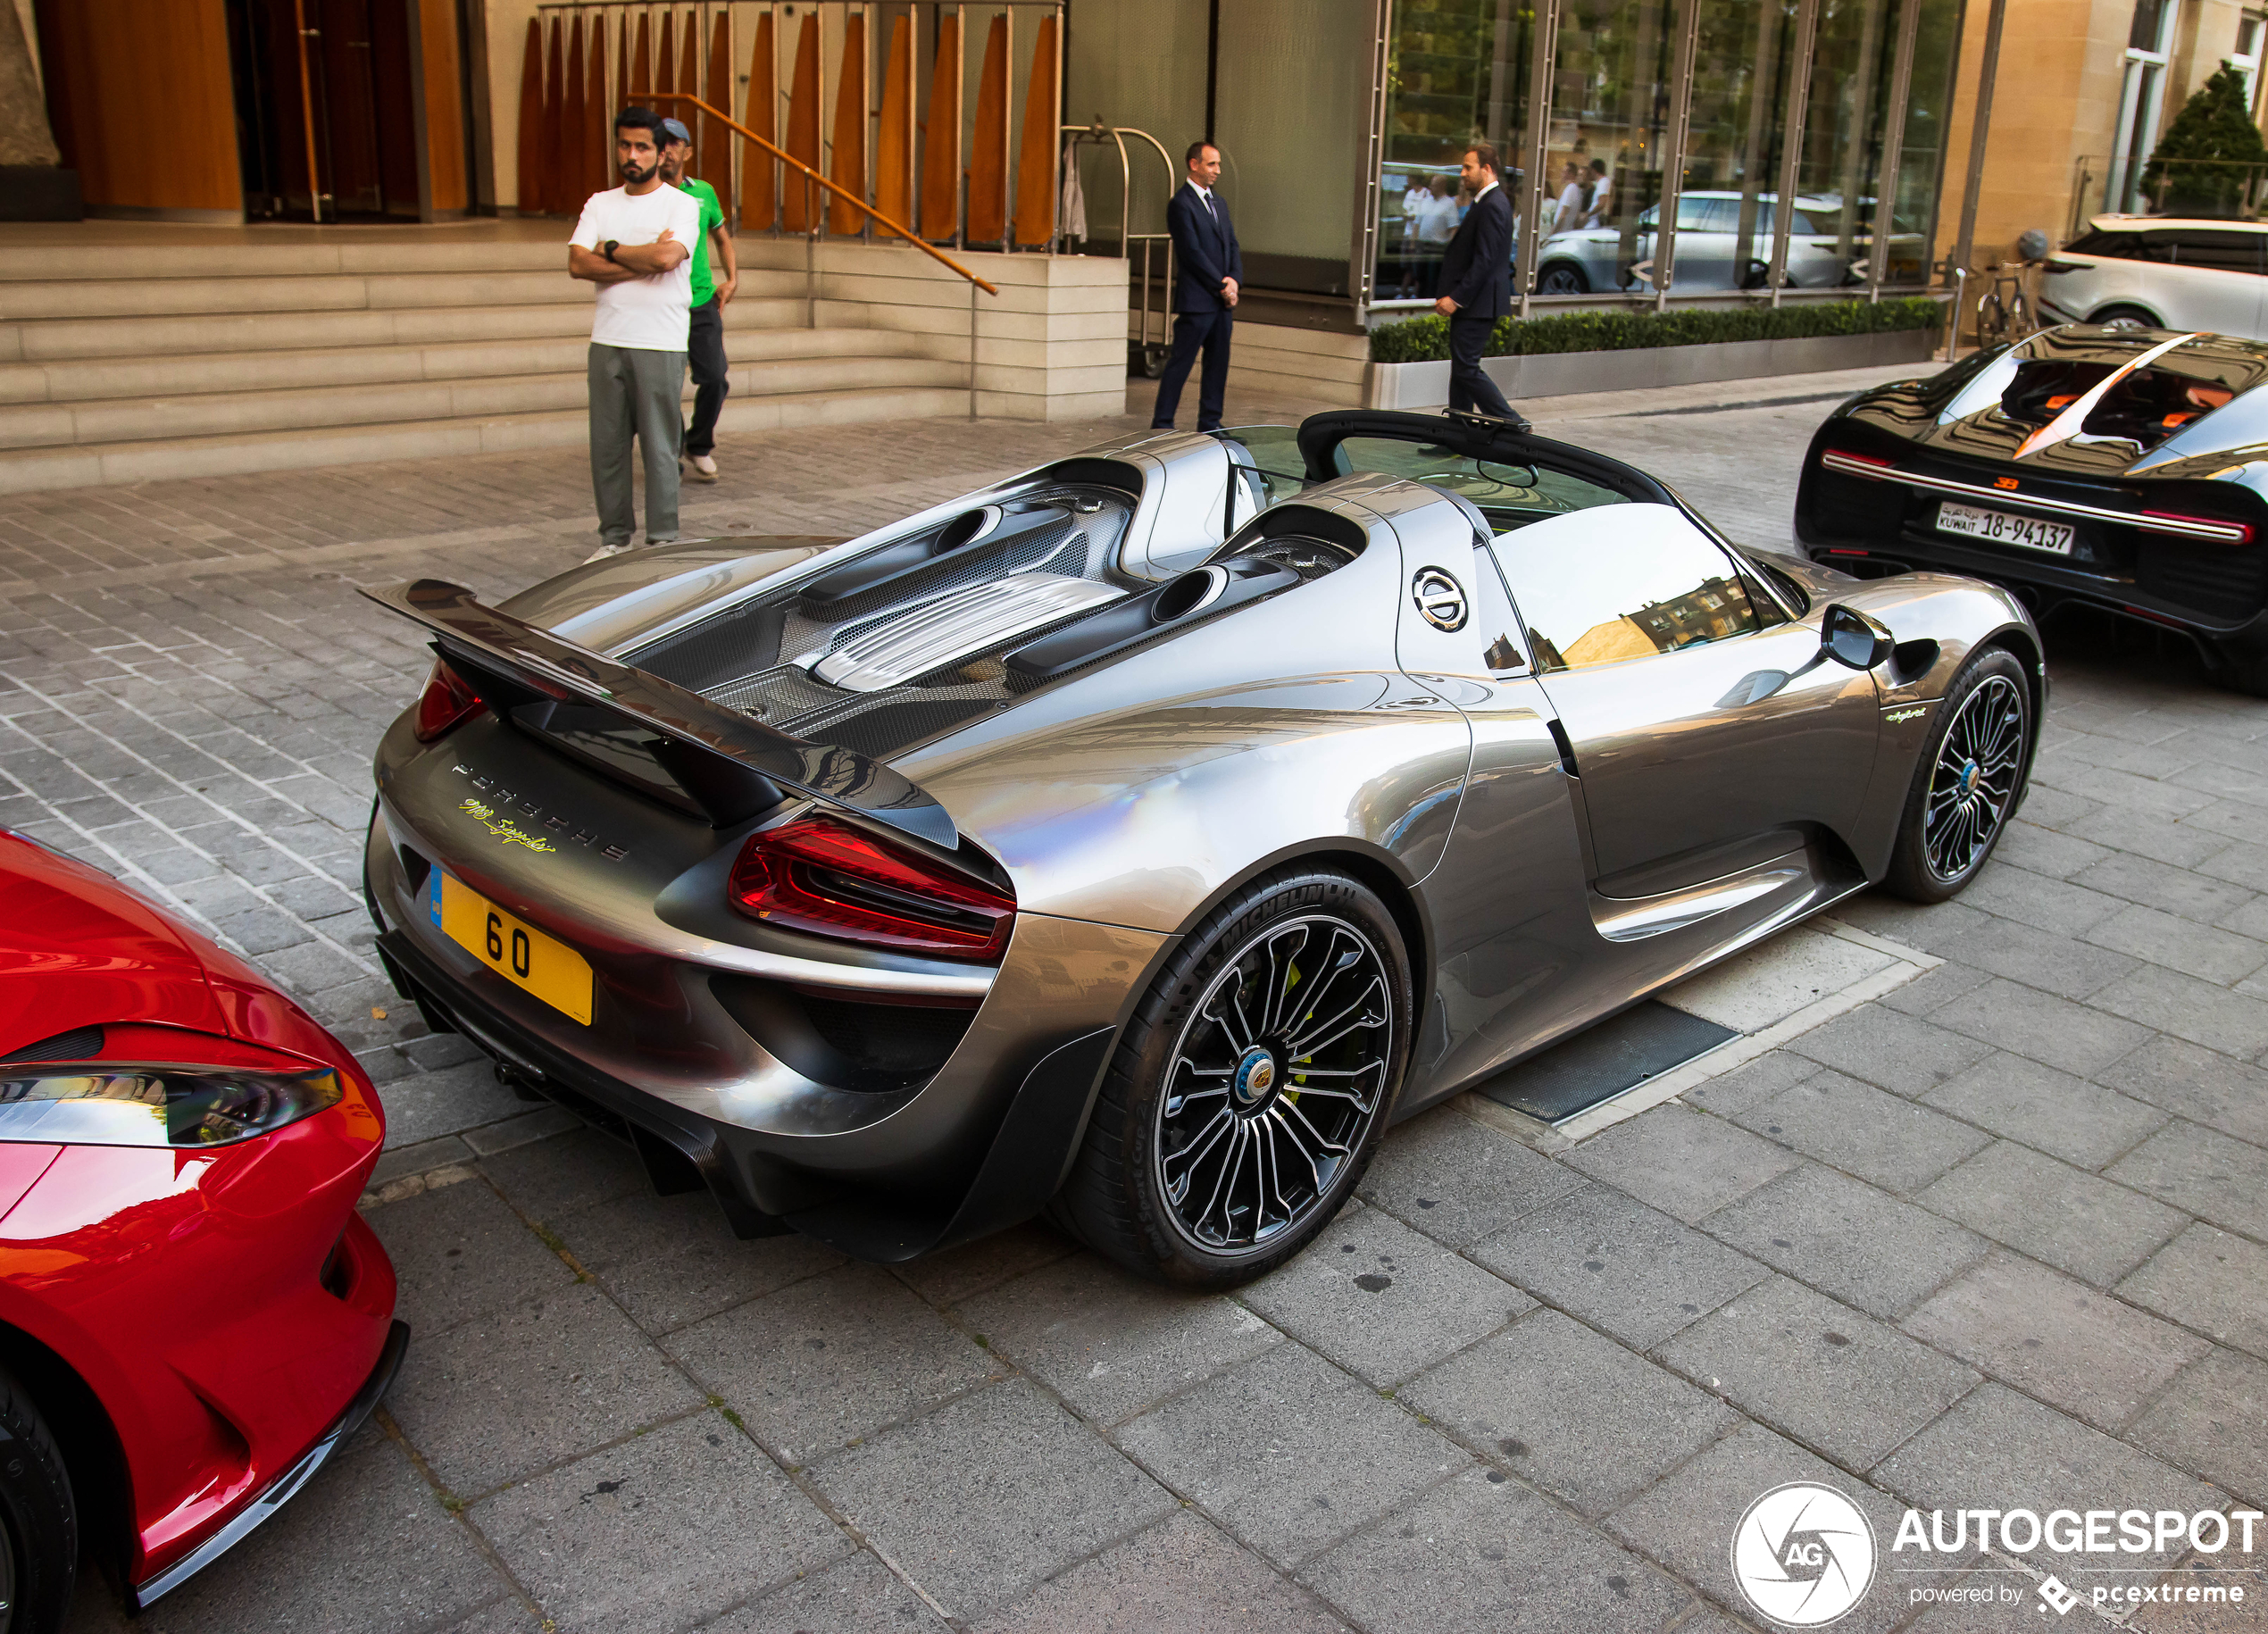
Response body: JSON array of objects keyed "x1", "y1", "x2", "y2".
[{"x1": 1063, "y1": 124, "x2": 1182, "y2": 379}]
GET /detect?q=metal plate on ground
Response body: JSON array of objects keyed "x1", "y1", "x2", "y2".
[{"x1": 1472, "y1": 1001, "x2": 1739, "y2": 1124}]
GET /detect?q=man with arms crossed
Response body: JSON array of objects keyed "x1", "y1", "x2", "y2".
[
  {"x1": 1434, "y1": 143, "x2": 1519, "y2": 421},
  {"x1": 569, "y1": 107, "x2": 698, "y2": 560},
  {"x1": 658, "y1": 117, "x2": 738, "y2": 483}
]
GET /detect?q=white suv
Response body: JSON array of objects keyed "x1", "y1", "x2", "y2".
[{"x1": 2038, "y1": 215, "x2": 2268, "y2": 336}]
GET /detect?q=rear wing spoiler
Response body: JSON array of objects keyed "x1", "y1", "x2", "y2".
[{"x1": 360, "y1": 579, "x2": 959, "y2": 850}]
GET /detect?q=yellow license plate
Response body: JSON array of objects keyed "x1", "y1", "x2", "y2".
[{"x1": 431, "y1": 872, "x2": 594, "y2": 1025}]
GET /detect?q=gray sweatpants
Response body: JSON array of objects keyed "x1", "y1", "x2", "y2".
[{"x1": 588, "y1": 343, "x2": 685, "y2": 550}]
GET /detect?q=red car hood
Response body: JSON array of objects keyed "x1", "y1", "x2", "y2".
[{"x1": 0, "y1": 831, "x2": 225, "y2": 1054}]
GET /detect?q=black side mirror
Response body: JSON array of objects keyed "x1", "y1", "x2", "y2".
[{"x1": 1820, "y1": 604, "x2": 1894, "y2": 671}]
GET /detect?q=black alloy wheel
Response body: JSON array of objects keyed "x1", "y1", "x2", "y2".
[
  {"x1": 1153, "y1": 913, "x2": 1393, "y2": 1254},
  {"x1": 0, "y1": 1363, "x2": 75, "y2": 1634},
  {"x1": 2091, "y1": 304, "x2": 2158, "y2": 332},
  {"x1": 1538, "y1": 263, "x2": 1590, "y2": 295},
  {"x1": 1883, "y1": 647, "x2": 2032, "y2": 902},
  {"x1": 1054, "y1": 867, "x2": 1413, "y2": 1288}
]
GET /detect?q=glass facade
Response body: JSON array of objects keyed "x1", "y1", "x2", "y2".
[
  {"x1": 1062, "y1": 0, "x2": 1964, "y2": 311},
  {"x1": 1366, "y1": 0, "x2": 1964, "y2": 308}
]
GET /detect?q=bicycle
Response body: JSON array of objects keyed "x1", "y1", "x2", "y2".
[{"x1": 1972, "y1": 261, "x2": 2036, "y2": 349}]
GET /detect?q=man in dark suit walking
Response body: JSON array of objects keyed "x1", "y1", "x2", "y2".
[
  {"x1": 1433, "y1": 143, "x2": 1519, "y2": 420},
  {"x1": 1152, "y1": 141, "x2": 1242, "y2": 432}
]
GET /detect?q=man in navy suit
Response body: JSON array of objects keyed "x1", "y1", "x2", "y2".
[
  {"x1": 1433, "y1": 142, "x2": 1518, "y2": 420},
  {"x1": 1153, "y1": 141, "x2": 1242, "y2": 432}
]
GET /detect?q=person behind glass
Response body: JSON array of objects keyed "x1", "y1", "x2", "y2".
[
  {"x1": 1551, "y1": 160, "x2": 1588, "y2": 235},
  {"x1": 1152, "y1": 141, "x2": 1241, "y2": 433},
  {"x1": 1411, "y1": 174, "x2": 1459, "y2": 296},
  {"x1": 1433, "y1": 142, "x2": 1517, "y2": 421},
  {"x1": 1585, "y1": 158, "x2": 1613, "y2": 228}
]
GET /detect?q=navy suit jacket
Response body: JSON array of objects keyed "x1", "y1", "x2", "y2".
[
  {"x1": 1438, "y1": 185, "x2": 1513, "y2": 320},
  {"x1": 1167, "y1": 184, "x2": 1243, "y2": 314}
]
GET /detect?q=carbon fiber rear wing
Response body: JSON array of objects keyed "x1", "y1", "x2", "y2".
[{"x1": 360, "y1": 579, "x2": 959, "y2": 850}]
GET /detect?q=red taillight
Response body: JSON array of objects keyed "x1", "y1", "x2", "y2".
[
  {"x1": 413, "y1": 659, "x2": 486, "y2": 741},
  {"x1": 2139, "y1": 510, "x2": 2254, "y2": 545},
  {"x1": 728, "y1": 816, "x2": 1016, "y2": 962},
  {"x1": 1820, "y1": 448, "x2": 1895, "y2": 479}
]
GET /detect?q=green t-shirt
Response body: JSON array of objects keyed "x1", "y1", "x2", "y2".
[{"x1": 680, "y1": 177, "x2": 724, "y2": 307}]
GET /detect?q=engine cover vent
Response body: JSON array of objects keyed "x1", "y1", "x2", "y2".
[{"x1": 810, "y1": 571, "x2": 1122, "y2": 693}]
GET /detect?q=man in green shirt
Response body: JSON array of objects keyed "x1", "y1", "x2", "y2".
[{"x1": 659, "y1": 119, "x2": 737, "y2": 482}]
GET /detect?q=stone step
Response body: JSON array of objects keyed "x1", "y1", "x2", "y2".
[
  {"x1": 0, "y1": 325, "x2": 956, "y2": 404},
  {"x1": 0, "y1": 264, "x2": 811, "y2": 322},
  {"x1": 0, "y1": 235, "x2": 571, "y2": 283},
  {"x1": 0, "y1": 296, "x2": 813, "y2": 363},
  {"x1": 0, "y1": 383, "x2": 978, "y2": 497},
  {"x1": 0, "y1": 354, "x2": 970, "y2": 451}
]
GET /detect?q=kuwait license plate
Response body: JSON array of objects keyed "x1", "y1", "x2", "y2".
[
  {"x1": 1935, "y1": 499, "x2": 2075, "y2": 555},
  {"x1": 430, "y1": 871, "x2": 594, "y2": 1025}
]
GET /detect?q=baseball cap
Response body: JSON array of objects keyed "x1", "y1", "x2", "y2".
[{"x1": 660, "y1": 118, "x2": 691, "y2": 146}]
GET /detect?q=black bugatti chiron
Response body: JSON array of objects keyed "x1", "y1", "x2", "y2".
[{"x1": 1797, "y1": 323, "x2": 2268, "y2": 692}]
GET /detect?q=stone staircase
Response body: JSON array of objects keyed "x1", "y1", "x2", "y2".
[{"x1": 0, "y1": 234, "x2": 974, "y2": 495}]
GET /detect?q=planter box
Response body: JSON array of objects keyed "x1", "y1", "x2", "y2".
[{"x1": 1366, "y1": 326, "x2": 1939, "y2": 410}]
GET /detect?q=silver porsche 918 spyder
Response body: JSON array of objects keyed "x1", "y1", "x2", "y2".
[{"x1": 360, "y1": 410, "x2": 2044, "y2": 1288}]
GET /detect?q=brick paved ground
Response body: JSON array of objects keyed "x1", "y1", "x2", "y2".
[{"x1": 13, "y1": 370, "x2": 2266, "y2": 1632}]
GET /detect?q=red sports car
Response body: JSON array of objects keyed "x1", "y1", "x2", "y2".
[{"x1": 0, "y1": 829, "x2": 404, "y2": 1630}]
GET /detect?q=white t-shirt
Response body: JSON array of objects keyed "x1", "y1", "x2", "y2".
[
  {"x1": 1555, "y1": 180, "x2": 1586, "y2": 232},
  {"x1": 570, "y1": 184, "x2": 703, "y2": 352}
]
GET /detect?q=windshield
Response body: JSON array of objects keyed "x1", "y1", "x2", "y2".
[{"x1": 1334, "y1": 436, "x2": 1631, "y2": 532}]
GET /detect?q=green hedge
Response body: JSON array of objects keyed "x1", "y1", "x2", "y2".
[{"x1": 1368, "y1": 296, "x2": 1944, "y2": 363}]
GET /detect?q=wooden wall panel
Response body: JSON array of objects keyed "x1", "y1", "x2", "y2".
[
  {"x1": 555, "y1": 14, "x2": 580, "y2": 208},
  {"x1": 828, "y1": 13, "x2": 866, "y2": 235},
  {"x1": 541, "y1": 16, "x2": 565, "y2": 213},
  {"x1": 919, "y1": 12, "x2": 962, "y2": 240},
  {"x1": 741, "y1": 12, "x2": 777, "y2": 229},
  {"x1": 782, "y1": 13, "x2": 821, "y2": 231},
  {"x1": 1012, "y1": 14, "x2": 1057, "y2": 246},
  {"x1": 588, "y1": 12, "x2": 612, "y2": 196},
  {"x1": 33, "y1": 0, "x2": 243, "y2": 213},
  {"x1": 418, "y1": 0, "x2": 469, "y2": 213},
  {"x1": 702, "y1": 12, "x2": 732, "y2": 220},
  {"x1": 967, "y1": 14, "x2": 1010, "y2": 245},
  {"x1": 875, "y1": 14, "x2": 914, "y2": 239},
  {"x1": 515, "y1": 18, "x2": 544, "y2": 215}
]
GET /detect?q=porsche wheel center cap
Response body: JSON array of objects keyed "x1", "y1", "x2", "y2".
[
  {"x1": 1959, "y1": 759, "x2": 1980, "y2": 796},
  {"x1": 1232, "y1": 1046, "x2": 1279, "y2": 1110}
]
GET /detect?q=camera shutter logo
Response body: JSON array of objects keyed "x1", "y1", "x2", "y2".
[{"x1": 1730, "y1": 1482, "x2": 1878, "y2": 1627}]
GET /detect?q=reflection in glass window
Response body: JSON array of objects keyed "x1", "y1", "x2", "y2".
[
  {"x1": 1536, "y1": 0, "x2": 1678, "y2": 296},
  {"x1": 1375, "y1": 0, "x2": 1536, "y2": 303},
  {"x1": 1491, "y1": 518, "x2": 1762, "y2": 671},
  {"x1": 1789, "y1": 0, "x2": 1898, "y2": 293}
]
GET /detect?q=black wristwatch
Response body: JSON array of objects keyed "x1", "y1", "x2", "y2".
[{"x1": 601, "y1": 239, "x2": 620, "y2": 263}]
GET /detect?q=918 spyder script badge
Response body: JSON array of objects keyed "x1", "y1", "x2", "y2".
[
  {"x1": 450, "y1": 764, "x2": 630, "y2": 861},
  {"x1": 458, "y1": 797, "x2": 556, "y2": 853}
]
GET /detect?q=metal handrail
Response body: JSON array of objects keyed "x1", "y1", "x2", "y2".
[{"x1": 630, "y1": 90, "x2": 999, "y2": 296}]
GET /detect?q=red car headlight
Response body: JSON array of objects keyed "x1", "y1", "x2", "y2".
[
  {"x1": 0, "y1": 1065, "x2": 346, "y2": 1147},
  {"x1": 728, "y1": 815, "x2": 1016, "y2": 962}
]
